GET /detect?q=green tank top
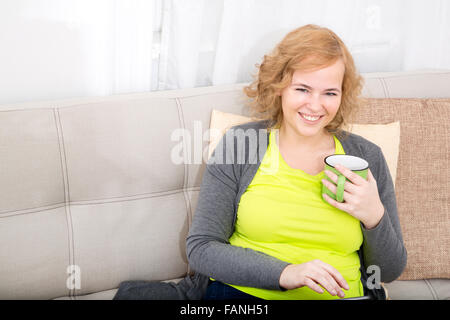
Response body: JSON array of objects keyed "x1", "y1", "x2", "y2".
[{"x1": 226, "y1": 129, "x2": 364, "y2": 299}]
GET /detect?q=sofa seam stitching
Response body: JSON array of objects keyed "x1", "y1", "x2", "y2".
[
  {"x1": 71, "y1": 186, "x2": 201, "y2": 206},
  {"x1": 174, "y1": 97, "x2": 191, "y2": 224},
  {"x1": 0, "y1": 203, "x2": 67, "y2": 217},
  {"x1": 424, "y1": 279, "x2": 439, "y2": 300},
  {"x1": 0, "y1": 187, "x2": 201, "y2": 217},
  {"x1": 175, "y1": 97, "x2": 192, "y2": 276},
  {"x1": 54, "y1": 108, "x2": 75, "y2": 298},
  {"x1": 379, "y1": 77, "x2": 390, "y2": 98}
]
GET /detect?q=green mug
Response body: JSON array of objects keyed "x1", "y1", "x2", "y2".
[{"x1": 322, "y1": 155, "x2": 369, "y2": 203}]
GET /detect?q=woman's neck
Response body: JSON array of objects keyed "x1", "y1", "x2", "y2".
[{"x1": 278, "y1": 124, "x2": 333, "y2": 153}]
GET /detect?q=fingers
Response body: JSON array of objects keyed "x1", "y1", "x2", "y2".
[
  {"x1": 313, "y1": 274, "x2": 340, "y2": 297},
  {"x1": 315, "y1": 260, "x2": 350, "y2": 291},
  {"x1": 322, "y1": 177, "x2": 352, "y2": 199},
  {"x1": 304, "y1": 277, "x2": 324, "y2": 294},
  {"x1": 324, "y1": 169, "x2": 357, "y2": 194},
  {"x1": 322, "y1": 192, "x2": 351, "y2": 213},
  {"x1": 307, "y1": 260, "x2": 348, "y2": 298},
  {"x1": 334, "y1": 164, "x2": 366, "y2": 186},
  {"x1": 280, "y1": 260, "x2": 350, "y2": 298},
  {"x1": 315, "y1": 272, "x2": 345, "y2": 298}
]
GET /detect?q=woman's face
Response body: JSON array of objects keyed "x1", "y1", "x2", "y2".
[{"x1": 279, "y1": 59, "x2": 345, "y2": 140}]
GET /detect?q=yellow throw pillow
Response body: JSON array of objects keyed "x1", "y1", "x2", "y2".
[
  {"x1": 208, "y1": 109, "x2": 400, "y2": 188},
  {"x1": 207, "y1": 109, "x2": 258, "y2": 159},
  {"x1": 342, "y1": 122, "x2": 400, "y2": 187}
]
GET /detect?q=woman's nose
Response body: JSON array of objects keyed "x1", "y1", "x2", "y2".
[{"x1": 305, "y1": 93, "x2": 323, "y2": 111}]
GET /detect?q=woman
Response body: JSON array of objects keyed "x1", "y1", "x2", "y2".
[
  {"x1": 186, "y1": 24, "x2": 407, "y2": 300},
  {"x1": 114, "y1": 24, "x2": 407, "y2": 301}
]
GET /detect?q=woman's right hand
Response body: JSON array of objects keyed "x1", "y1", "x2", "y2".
[{"x1": 279, "y1": 260, "x2": 349, "y2": 298}]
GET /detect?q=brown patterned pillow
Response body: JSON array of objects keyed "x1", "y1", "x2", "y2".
[{"x1": 353, "y1": 98, "x2": 450, "y2": 280}]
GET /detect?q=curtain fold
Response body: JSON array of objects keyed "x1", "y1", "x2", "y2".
[
  {"x1": 113, "y1": 0, "x2": 154, "y2": 94},
  {"x1": 158, "y1": 0, "x2": 223, "y2": 90},
  {"x1": 0, "y1": 0, "x2": 449, "y2": 104},
  {"x1": 162, "y1": 0, "x2": 450, "y2": 89}
]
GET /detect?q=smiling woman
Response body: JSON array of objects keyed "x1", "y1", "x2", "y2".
[{"x1": 185, "y1": 24, "x2": 407, "y2": 301}]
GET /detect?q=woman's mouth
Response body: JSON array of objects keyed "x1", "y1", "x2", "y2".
[{"x1": 298, "y1": 112, "x2": 324, "y2": 124}]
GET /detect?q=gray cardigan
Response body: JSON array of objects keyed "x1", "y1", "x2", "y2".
[{"x1": 114, "y1": 120, "x2": 407, "y2": 300}]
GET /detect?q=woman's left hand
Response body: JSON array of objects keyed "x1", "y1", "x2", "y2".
[{"x1": 322, "y1": 164, "x2": 385, "y2": 229}]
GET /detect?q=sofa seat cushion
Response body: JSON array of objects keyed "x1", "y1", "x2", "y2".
[
  {"x1": 54, "y1": 289, "x2": 118, "y2": 300},
  {"x1": 384, "y1": 279, "x2": 450, "y2": 300}
]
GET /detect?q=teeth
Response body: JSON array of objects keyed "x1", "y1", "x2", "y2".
[{"x1": 300, "y1": 113, "x2": 320, "y2": 121}]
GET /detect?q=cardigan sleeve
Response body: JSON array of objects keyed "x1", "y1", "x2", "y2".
[
  {"x1": 185, "y1": 131, "x2": 290, "y2": 291},
  {"x1": 360, "y1": 144, "x2": 408, "y2": 283}
]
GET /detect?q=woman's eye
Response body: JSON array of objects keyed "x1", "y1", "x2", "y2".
[
  {"x1": 326, "y1": 92, "x2": 337, "y2": 96},
  {"x1": 296, "y1": 88, "x2": 308, "y2": 93}
]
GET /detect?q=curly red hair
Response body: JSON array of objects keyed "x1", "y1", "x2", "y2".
[{"x1": 244, "y1": 24, "x2": 363, "y2": 138}]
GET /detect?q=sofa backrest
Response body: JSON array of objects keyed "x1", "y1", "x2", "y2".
[{"x1": 0, "y1": 70, "x2": 449, "y2": 299}]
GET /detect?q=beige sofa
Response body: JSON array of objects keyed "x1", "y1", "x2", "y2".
[{"x1": 0, "y1": 70, "x2": 449, "y2": 300}]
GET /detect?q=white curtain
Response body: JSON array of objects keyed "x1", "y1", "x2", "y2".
[
  {"x1": 0, "y1": 0, "x2": 449, "y2": 104},
  {"x1": 161, "y1": 0, "x2": 450, "y2": 89},
  {"x1": 0, "y1": 0, "x2": 158, "y2": 104},
  {"x1": 157, "y1": 0, "x2": 223, "y2": 90}
]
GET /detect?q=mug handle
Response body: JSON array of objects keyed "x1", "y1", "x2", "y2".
[{"x1": 336, "y1": 174, "x2": 346, "y2": 202}]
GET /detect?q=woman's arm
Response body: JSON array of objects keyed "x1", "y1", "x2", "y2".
[
  {"x1": 185, "y1": 133, "x2": 289, "y2": 291},
  {"x1": 360, "y1": 145, "x2": 407, "y2": 283}
]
